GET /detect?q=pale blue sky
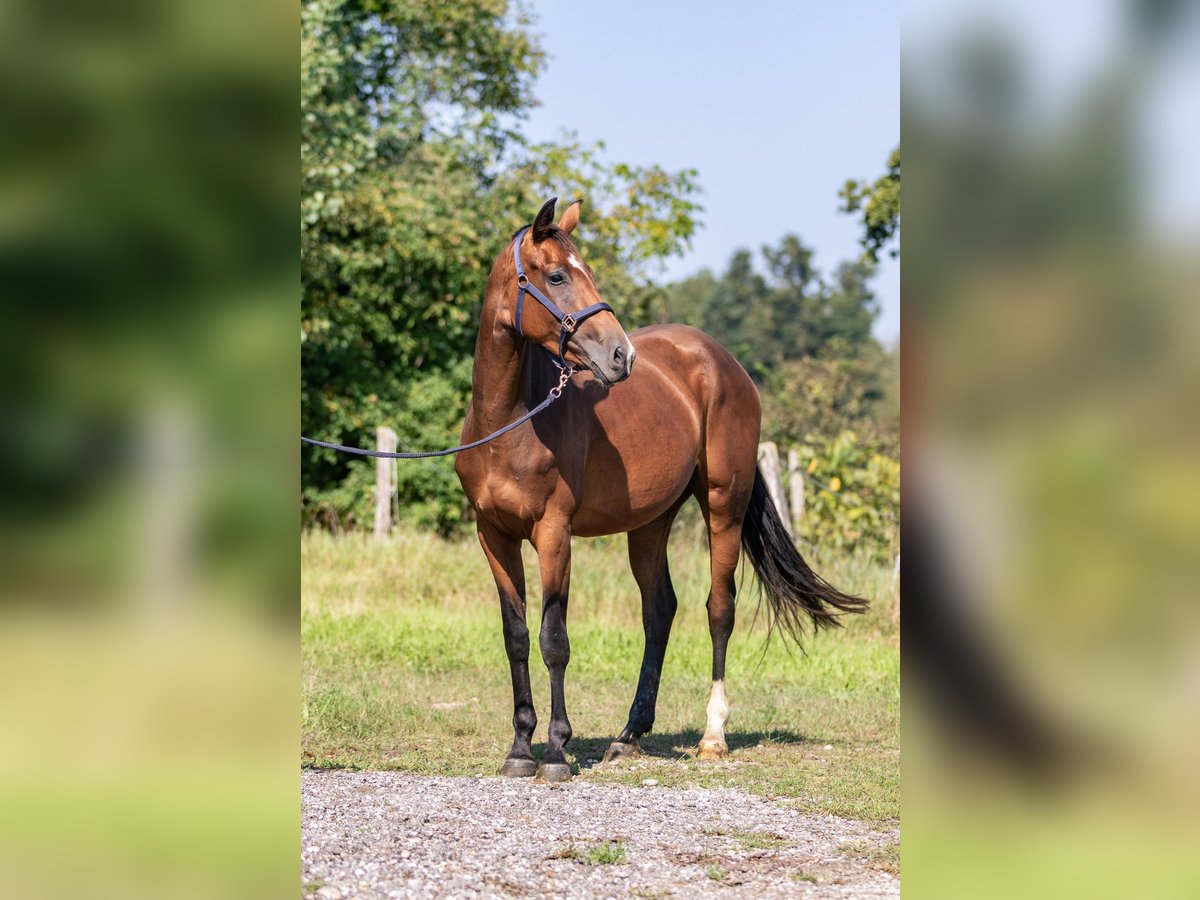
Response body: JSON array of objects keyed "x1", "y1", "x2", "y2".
[{"x1": 522, "y1": 1, "x2": 900, "y2": 344}]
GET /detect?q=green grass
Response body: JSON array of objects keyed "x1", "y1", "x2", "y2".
[
  {"x1": 301, "y1": 525, "x2": 899, "y2": 828},
  {"x1": 736, "y1": 831, "x2": 789, "y2": 851},
  {"x1": 549, "y1": 841, "x2": 627, "y2": 865},
  {"x1": 703, "y1": 827, "x2": 790, "y2": 850},
  {"x1": 706, "y1": 863, "x2": 729, "y2": 881},
  {"x1": 585, "y1": 842, "x2": 627, "y2": 865}
]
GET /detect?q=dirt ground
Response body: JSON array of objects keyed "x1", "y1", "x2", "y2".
[{"x1": 302, "y1": 770, "x2": 899, "y2": 898}]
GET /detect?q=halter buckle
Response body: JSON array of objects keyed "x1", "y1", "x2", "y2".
[
  {"x1": 516, "y1": 273, "x2": 528, "y2": 287},
  {"x1": 561, "y1": 313, "x2": 577, "y2": 332}
]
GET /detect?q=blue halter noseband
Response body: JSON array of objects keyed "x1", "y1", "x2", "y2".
[{"x1": 512, "y1": 225, "x2": 615, "y2": 366}]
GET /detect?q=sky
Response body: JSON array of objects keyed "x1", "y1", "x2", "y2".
[{"x1": 521, "y1": 1, "x2": 900, "y2": 344}]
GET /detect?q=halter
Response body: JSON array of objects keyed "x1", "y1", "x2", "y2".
[
  {"x1": 297, "y1": 227, "x2": 617, "y2": 460},
  {"x1": 512, "y1": 225, "x2": 614, "y2": 366}
]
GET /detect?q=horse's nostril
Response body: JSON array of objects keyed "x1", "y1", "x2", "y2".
[{"x1": 613, "y1": 345, "x2": 624, "y2": 364}]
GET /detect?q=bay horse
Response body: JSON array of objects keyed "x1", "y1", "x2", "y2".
[{"x1": 454, "y1": 198, "x2": 866, "y2": 782}]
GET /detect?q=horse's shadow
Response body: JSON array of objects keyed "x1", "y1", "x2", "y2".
[{"x1": 531, "y1": 729, "x2": 811, "y2": 772}]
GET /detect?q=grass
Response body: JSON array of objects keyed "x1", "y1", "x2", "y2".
[
  {"x1": 549, "y1": 841, "x2": 627, "y2": 865},
  {"x1": 841, "y1": 839, "x2": 901, "y2": 876},
  {"x1": 585, "y1": 842, "x2": 627, "y2": 865},
  {"x1": 736, "y1": 831, "x2": 789, "y2": 851},
  {"x1": 301, "y1": 523, "x2": 899, "y2": 828},
  {"x1": 703, "y1": 827, "x2": 789, "y2": 851},
  {"x1": 706, "y1": 863, "x2": 729, "y2": 881}
]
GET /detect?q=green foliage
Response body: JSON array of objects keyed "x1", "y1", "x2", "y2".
[
  {"x1": 793, "y1": 432, "x2": 900, "y2": 566},
  {"x1": 839, "y1": 146, "x2": 900, "y2": 264},
  {"x1": 301, "y1": 0, "x2": 701, "y2": 532},
  {"x1": 762, "y1": 339, "x2": 899, "y2": 454}
]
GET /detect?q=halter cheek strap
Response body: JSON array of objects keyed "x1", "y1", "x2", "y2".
[{"x1": 512, "y1": 226, "x2": 614, "y2": 365}]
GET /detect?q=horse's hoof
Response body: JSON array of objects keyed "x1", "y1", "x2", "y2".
[
  {"x1": 537, "y1": 762, "x2": 573, "y2": 783},
  {"x1": 499, "y1": 757, "x2": 538, "y2": 778},
  {"x1": 601, "y1": 740, "x2": 641, "y2": 765},
  {"x1": 698, "y1": 739, "x2": 729, "y2": 760}
]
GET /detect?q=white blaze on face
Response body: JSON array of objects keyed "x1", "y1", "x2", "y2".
[
  {"x1": 704, "y1": 679, "x2": 730, "y2": 740},
  {"x1": 568, "y1": 252, "x2": 635, "y2": 369}
]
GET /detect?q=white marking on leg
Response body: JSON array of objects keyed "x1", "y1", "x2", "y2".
[{"x1": 702, "y1": 679, "x2": 729, "y2": 747}]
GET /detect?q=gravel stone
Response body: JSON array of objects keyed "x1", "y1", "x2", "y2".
[{"x1": 302, "y1": 770, "x2": 898, "y2": 898}]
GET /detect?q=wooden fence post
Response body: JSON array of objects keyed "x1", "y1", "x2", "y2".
[
  {"x1": 787, "y1": 447, "x2": 805, "y2": 535},
  {"x1": 374, "y1": 426, "x2": 397, "y2": 541},
  {"x1": 756, "y1": 441, "x2": 792, "y2": 537}
]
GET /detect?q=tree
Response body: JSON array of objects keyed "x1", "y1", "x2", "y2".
[
  {"x1": 839, "y1": 146, "x2": 900, "y2": 264},
  {"x1": 761, "y1": 339, "x2": 899, "y2": 454},
  {"x1": 663, "y1": 235, "x2": 879, "y2": 379}
]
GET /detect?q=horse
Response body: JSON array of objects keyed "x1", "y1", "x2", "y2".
[{"x1": 454, "y1": 197, "x2": 867, "y2": 782}]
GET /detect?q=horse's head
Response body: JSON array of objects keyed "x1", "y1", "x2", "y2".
[{"x1": 505, "y1": 197, "x2": 635, "y2": 385}]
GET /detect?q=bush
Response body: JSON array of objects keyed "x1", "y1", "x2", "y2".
[
  {"x1": 792, "y1": 431, "x2": 899, "y2": 565},
  {"x1": 301, "y1": 358, "x2": 473, "y2": 536}
]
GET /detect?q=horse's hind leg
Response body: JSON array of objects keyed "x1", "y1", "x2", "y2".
[
  {"x1": 602, "y1": 508, "x2": 681, "y2": 764},
  {"x1": 477, "y1": 521, "x2": 537, "y2": 777},
  {"x1": 698, "y1": 480, "x2": 750, "y2": 760}
]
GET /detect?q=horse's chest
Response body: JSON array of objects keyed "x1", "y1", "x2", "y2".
[{"x1": 465, "y1": 444, "x2": 562, "y2": 528}]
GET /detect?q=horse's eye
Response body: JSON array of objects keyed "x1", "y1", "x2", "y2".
[{"x1": 548, "y1": 273, "x2": 565, "y2": 286}]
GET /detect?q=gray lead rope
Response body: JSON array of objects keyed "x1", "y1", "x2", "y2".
[{"x1": 299, "y1": 364, "x2": 573, "y2": 459}]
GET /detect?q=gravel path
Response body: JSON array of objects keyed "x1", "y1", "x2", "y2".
[{"x1": 302, "y1": 771, "x2": 899, "y2": 898}]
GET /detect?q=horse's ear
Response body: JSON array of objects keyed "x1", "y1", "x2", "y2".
[
  {"x1": 558, "y1": 198, "x2": 582, "y2": 234},
  {"x1": 532, "y1": 196, "x2": 558, "y2": 242}
]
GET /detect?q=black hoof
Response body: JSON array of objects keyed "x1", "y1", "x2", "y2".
[
  {"x1": 499, "y1": 757, "x2": 538, "y2": 778},
  {"x1": 601, "y1": 739, "x2": 641, "y2": 765},
  {"x1": 536, "y1": 762, "x2": 572, "y2": 783}
]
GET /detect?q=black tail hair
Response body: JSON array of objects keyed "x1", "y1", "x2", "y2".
[{"x1": 740, "y1": 470, "x2": 869, "y2": 644}]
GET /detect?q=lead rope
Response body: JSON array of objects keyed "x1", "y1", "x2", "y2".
[{"x1": 299, "y1": 363, "x2": 573, "y2": 459}]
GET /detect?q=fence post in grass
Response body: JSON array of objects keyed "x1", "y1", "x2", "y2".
[
  {"x1": 787, "y1": 447, "x2": 805, "y2": 535},
  {"x1": 757, "y1": 441, "x2": 792, "y2": 538},
  {"x1": 374, "y1": 426, "x2": 397, "y2": 541}
]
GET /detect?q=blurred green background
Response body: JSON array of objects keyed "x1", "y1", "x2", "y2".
[
  {"x1": 0, "y1": 0, "x2": 295, "y2": 897},
  {"x1": 904, "y1": 0, "x2": 1200, "y2": 897}
]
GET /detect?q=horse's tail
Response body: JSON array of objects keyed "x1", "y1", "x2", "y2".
[{"x1": 740, "y1": 470, "x2": 869, "y2": 642}]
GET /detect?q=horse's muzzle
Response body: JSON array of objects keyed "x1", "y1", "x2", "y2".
[{"x1": 576, "y1": 333, "x2": 634, "y2": 385}]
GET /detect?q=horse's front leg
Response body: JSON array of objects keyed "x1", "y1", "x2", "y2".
[
  {"x1": 477, "y1": 521, "x2": 538, "y2": 777},
  {"x1": 532, "y1": 519, "x2": 573, "y2": 782}
]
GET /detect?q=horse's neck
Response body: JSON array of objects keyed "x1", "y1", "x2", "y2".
[{"x1": 468, "y1": 303, "x2": 535, "y2": 434}]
